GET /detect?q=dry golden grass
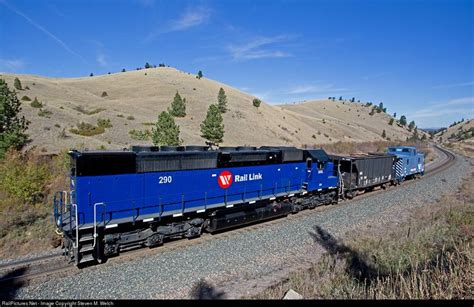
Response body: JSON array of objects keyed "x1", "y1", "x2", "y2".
[
  {"x1": 252, "y1": 176, "x2": 474, "y2": 299},
  {"x1": 0, "y1": 68, "x2": 417, "y2": 153}
]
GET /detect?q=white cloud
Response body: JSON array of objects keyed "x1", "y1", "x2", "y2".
[
  {"x1": 287, "y1": 83, "x2": 349, "y2": 95},
  {"x1": 96, "y1": 53, "x2": 107, "y2": 67},
  {"x1": 432, "y1": 81, "x2": 474, "y2": 89},
  {"x1": 228, "y1": 35, "x2": 293, "y2": 61},
  {"x1": 144, "y1": 6, "x2": 211, "y2": 42},
  {"x1": 170, "y1": 7, "x2": 211, "y2": 31},
  {"x1": 410, "y1": 97, "x2": 474, "y2": 120},
  {"x1": 0, "y1": 58, "x2": 26, "y2": 71},
  {"x1": 2, "y1": 1, "x2": 84, "y2": 61}
]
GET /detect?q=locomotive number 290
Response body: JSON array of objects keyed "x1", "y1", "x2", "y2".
[{"x1": 159, "y1": 176, "x2": 173, "y2": 184}]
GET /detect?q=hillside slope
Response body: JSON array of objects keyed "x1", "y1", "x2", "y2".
[{"x1": 1, "y1": 67, "x2": 416, "y2": 152}]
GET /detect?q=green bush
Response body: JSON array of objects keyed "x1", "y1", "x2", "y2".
[
  {"x1": 97, "y1": 118, "x2": 112, "y2": 128},
  {"x1": 73, "y1": 105, "x2": 106, "y2": 115},
  {"x1": 14, "y1": 78, "x2": 22, "y2": 90},
  {"x1": 38, "y1": 109, "x2": 52, "y2": 118},
  {"x1": 69, "y1": 122, "x2": 105, "y2": 136},
  {"x1": 129, "y1": 129, "x2": 151, "y2": 141},
  {"x1": 101, "y1": 91, "x2": 108, "y2": 97},
  {"x1": 21, "y1": 96, "x2": 31, "y2": 101},
  {"x1": 252, "y1": 98, "x2": 261, "y2": 108},
  {"x1": 126, "y1": 115, "x2": 135, "y2": 120},
  {"x1": 0, "y1": 151, "x2": 52, "y2": 204},
  {"x1": 30, "y1": 97, "x2": 43, "y2": 108}
]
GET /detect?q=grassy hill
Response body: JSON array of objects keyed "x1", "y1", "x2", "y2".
[{"x1": 1, "y1": 67, "x2": 418, "y2": 153}]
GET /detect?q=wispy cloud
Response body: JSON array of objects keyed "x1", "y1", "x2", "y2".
[
  {"x1": 432, "y1": 81, "x2": 474, "y2": 89},
  {"x1": 287, "y1": 83, "x2": 349, "y2": 95},
  {"x1": 1, "y1": 1, "x2": 84, "y2": 62},
  {"x1": 96, "y1": 53, "x2": 107, "y2": 67},
  {"x1": 410, "y1": 97, "x2": 474, "y2": 120},
  {"x1": 228, "y1": 35, "x2": 293, "y2": 61},
  {"x1": 145, "y1": 6, "x2": 211, "y2": 42},
  {"x1": 0, "y1": 58, "x2": 26, "y2": 71}
]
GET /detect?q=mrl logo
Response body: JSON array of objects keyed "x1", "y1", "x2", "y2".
[
  {"x1": 235, "y1": 173, "x2": 263, "y2": 182},
  {"x1": 218, "y1": 170, "x2": 263, "y2": 189}
]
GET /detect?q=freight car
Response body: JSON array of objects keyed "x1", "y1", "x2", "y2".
[
  {"x1": 330, "y1": 153, "x2": 397, "y2": 199},
  {"x1": 54, "y1": 146, "x2": 338, "y2": 265}
]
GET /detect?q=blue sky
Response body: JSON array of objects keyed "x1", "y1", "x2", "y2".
[{"x1": 0, "y1": 0, "x2": 472, "y2": 128}]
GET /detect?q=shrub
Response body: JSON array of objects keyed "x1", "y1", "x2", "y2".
[
  {"x1": 97, "y1": 118, "x2": 112, "y2": 128},
  {"x1": 197, "y1": 70, "x2": 203, "y2": 79},
  {"x1": 38, "y1": 109, "x2": 52, "y2": 118},
  {"x1": 73, "y1": 105, "x2": 105, "y2": 115},
  {"x1": 129, "y1": 129, "x2": 152, "y2": 141},
  {"x1": 252, "y1": 98, "x2": 261, "y2": 108},
  {"x1": 21, "y1": 95, "x2": 31, "y2": 101},
  {"x1": 30, "y1": 97, "x2": 43, "y2": 108},
  {"x1": 382, "y1": 129, "x2": 386, "y2": 138},
  {"x1": 69, "y1": 122, "x2": 105, "y2": 136},
  {"x1": 14, "y1": 77, "x2": 22, "y2": 90},
  {"x1": 0, "y1": 151, "x2": 52, "y2": 204},
  {"x1": 101, "y1": 91, "x2": 108, "y2": 97},
  {"x1": 388, "y1": 118, "x2": 394, "y2": 125},
  {"x1": 117, "y1": 114, "x2": 124, "y2": 118},
  {"x1": 24, "y1": 86, "x2": 30, "y2": 90},
  {"x1": 126, "y1": 115, "x2": 135, "y2": 120}
]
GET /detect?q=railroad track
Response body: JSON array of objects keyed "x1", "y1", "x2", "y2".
[{"x1": 0, "y1": 144, "x2": 457, "y2": 295}]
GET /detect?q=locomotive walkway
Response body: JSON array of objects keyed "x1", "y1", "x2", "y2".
[{"x1": 2, "y1": 145, "x2": 471, "y2": 299}]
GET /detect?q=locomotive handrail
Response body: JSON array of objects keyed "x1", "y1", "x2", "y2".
[
  {"x1": 93, "y1": 202, "x2": 106, "y2": 248},
  {"x1": 71, "y1": 203, "x2": 78, "y2": 249}
]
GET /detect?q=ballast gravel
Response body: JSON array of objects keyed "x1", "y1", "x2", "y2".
[{"x1": 11, "y1": 153, "x2": 472, "y2": 299}]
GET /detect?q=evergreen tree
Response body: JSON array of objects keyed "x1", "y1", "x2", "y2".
[
  {"x1": 122, "y1": 68, "x2": 126, "y2": 72},
  {"x1": 393, "y1": 112, "x2": 397, "y2": 118},
  {"x1": 252, "y1": 98, "x2": 261, "y2": 108},
  {"x1": 145, "y1": 62, "x2": 151, "y2": 69},
  {"x1": 197, "y1": 70, "x2": 203, "y2": 79},
  {"x1": 382, "y1": 129, "x2": 386, "y2": 138},
  {"x1": 399, "y1": 115, "x2": 407, "y2": 126},
  {"x1": 200, "y1": 104, "x2": 224, "y2": 144},
  {"x1": 168, "y1": 92, "x2": 186, "y2": 117},
  {"x1": 151, "y1": 111, "x2": 182, "y2": 146},
  {"x1": 13, "y1": 78, "x2": 22, "y2": 90},
  {"x1": 0, "y1": 79, "x2": 29, "y2": 159},
  {"x1": 217, "y1": 88, "x2": 228, "y2": 113},
  {"x1": 408, "y1": 120, "x2": 416, "y2": 131},
  {"x1": 339, "y1": 96, "x2": 343, "y2": 101},
  {"x1": 90, "y1": 73, "x2": 94, "y2": 77}
]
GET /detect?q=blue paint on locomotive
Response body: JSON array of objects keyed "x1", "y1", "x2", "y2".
[
  {"x1": 72, "y1": 161, "x2": 338, "y2": 226},
  {"x1": 388, "y1": 146, "x2": 425, "y2": 181}
]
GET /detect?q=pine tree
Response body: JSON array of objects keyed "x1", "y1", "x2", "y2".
[
  {"x1": 151, "y1": 111, "x2": 182, "y2": 146},
  {"x1": 168, "y1": 92, "x2": 186, "y2": 117},
  {"x1": 201, "y1": 104, "x2": 224, "y2": 144},
  {"x1": 0, "y1": 79, "x2": 29, "y2": 159},
  {"x1": 399, "y1": 115, "x2": 407, "y2": 126},
  {"x1": 197, "y1": 70, "x2": 203, "y2": 79},
  {"x1": 122, "y1": 68, "x2": 126, "y2": 72},
  {"x1": 217, "y1": 88, "x2": 228, "y2": 113},
  {"x1": 382, "y1": 129, "x2": 386, "y2": 138},
  {"x1": 408, "y1": 120, "x2": 416, "y2": 131},
  {"x1": 13, "y1": 78, "x2": 22, "y2": 90},
  {"x1": 145, "y1": 62, "x2": 151, "y2": 69}
]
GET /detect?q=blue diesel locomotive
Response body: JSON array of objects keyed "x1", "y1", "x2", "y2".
[{"x1": 53, "y1": 145, "x2": 423, "y2": 266}]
